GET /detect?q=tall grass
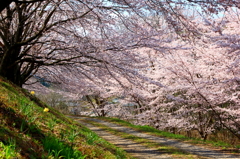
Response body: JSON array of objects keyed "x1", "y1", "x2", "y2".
[
  {"x1": 0, "y1": 77, "x2": 132, "y2": 158},
  {"x1": 0, "y1": 140, "x2": 18, "y2": 159},
  {"x1": 42, "y1": 136, "x2": 86, "y2": 159}
]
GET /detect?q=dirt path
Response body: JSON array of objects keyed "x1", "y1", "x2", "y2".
[
  {"x1": 78, "y1": 120, "x2": 172, "y2": 159},
  {"x1": 70, "y1": 116, "x2": 239, "y2": 159}
]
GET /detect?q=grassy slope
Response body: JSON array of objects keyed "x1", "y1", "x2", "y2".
[{"x1": 0, "y1": 77, "x2": 130, "y2": 159}]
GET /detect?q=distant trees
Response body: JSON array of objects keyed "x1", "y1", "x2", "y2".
[{"x1": 125, "y1": 12, "x2": 240, "y2": 140}]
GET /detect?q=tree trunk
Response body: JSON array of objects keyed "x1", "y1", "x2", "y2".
[
  {"x1": 0, "y1": 47, "x2": 23, "y2": 87},
  {"x1": 198, "y1": 130, "x2": 208, "y2": 141},
  {"x1": 0, "y1": 0, "x2": 13, "y2": 13}
]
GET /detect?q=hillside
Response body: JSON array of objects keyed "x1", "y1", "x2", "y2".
[{"x1": 0, "y1": 76, "x2": 130, "y2": 159}]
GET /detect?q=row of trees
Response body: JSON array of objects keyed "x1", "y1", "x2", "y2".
[
  {"x1": 2, "y1": 0, "x2": 240, "y2": 87},
  {"x1": 128, "y1": 11, "x2": 240, "y2": 140},
  {"x1": 0, "y1": 0, "x2": 239, "y2": 141}
]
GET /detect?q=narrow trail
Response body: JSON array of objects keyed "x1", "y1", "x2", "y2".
[
  {"x1": 69, "y1": 116, "x2": 240, "y2": 159},
  {"x1": 78, "y1": 119, "x2": 172, "y2": 159}
]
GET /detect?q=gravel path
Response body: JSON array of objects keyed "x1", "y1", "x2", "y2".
[
  {"x1": 70, "y1": 116, "x2": 240, "y2": 159},
  {"x1": 75, "y1": 117, "x2": 172, "y2": 159}
]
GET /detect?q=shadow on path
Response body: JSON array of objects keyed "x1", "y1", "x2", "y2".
[{"x1": 70, "y1": 116, "x2": 240, "y2": 159}]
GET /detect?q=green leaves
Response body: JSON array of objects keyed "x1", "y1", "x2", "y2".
[{"x1": 42, "y1": 136, "x2": 86, "y2": 159}]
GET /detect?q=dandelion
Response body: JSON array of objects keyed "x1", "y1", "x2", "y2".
[
  {"x1": 30, "y1": 91, "x2": 35, "y2": 95},
  {"x1": 43, "y1": 108, "x2": 49, "y2": 112}
]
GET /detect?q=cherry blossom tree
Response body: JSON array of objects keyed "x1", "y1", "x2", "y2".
[
  {"x1": 1, "y1": 0, "x2": 239, "y2": 87},
  {"x1": 0, "y1": 0, "x2": 239, "y2": 141},
  {"x1": 0, "y1": 0, "x2": 161, "y2": 86},
  {"x1": 127, "y1": 12, "x2": 240, "y2": 140}
]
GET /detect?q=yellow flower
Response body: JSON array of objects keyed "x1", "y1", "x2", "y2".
[
  {"x1": 43, "y1": 108, "x2": 49, "y2": 112},
  {"x1": 30, "y1": 91, "x2": 35, "y2": 95}
]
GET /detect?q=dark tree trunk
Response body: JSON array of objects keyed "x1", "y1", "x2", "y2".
[
  {"x1": 0, "y1": 0, "x2": 13, "y2": 13},
  {"x1": 0, "y1": 47, "x2": 23, "y2": 87}
]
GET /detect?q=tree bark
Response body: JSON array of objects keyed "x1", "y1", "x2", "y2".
[
  {"x1": 0, "y1": 46, "x2": 23, "y2": 87},
  {"x1": 0, "y1": 0, "x2": 13, "y2": 12}
]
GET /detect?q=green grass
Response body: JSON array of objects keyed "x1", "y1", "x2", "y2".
[
  {"x1": 0, "y1": 76, "x2": 131, "y2": 159},
  {"x1": 0, "y1": 139, "x2": 18, "y2": 159},
  {"x1": 81, "y1": 118, "x2": 203, "y2": 159},
  {"x1": 99, "y1": 117, "x2": 188, "y2": 139},
  {"x1": 42, "y1": 136, "x2": 86, "y2": 158}
]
